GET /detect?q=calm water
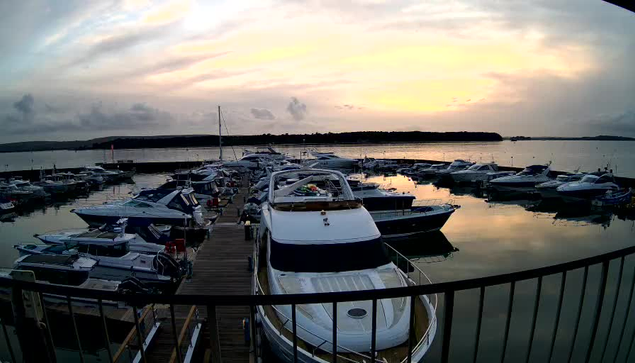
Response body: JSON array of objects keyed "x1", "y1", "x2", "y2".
[
  {"x1": 2, "y1": 140, "x2": 635, "y2": 177},
  {"x1": 1, "y1": 173, "x2": 635, "y2": 362}
]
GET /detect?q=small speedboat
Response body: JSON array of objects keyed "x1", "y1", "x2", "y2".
[
  {"x1": 72, "y1": 188, "x2": 204, "y2": 227},
  {"x1": 371, "y1": 203, "x2": 456, "y2": 239},
  {"x1": 0, "y1": 197, "x2": 15, "y2": 213},
  {"x1": 557, "y1": 173, "x2": 620, "y2": 202},
  {"x1": 1, "y1": 255, "x2": 156, "y2": 309},
  {"x1": 592, "y1": 188, "x2": 633, "y2": 207},
  {"x1": 14, "y1": 242, "x2": 182, "y2": 288},
  {"x1": 488, "y1": 164, "x2": 551, "y2": 192},
  {"x1": 35, "y1": 219, "x2": 165, "y2": 254}
]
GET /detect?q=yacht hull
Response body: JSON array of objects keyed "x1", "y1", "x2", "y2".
[
  {"x1": 372, "y1": 208, "x2": 454, "y2": 239},
  {"x1": 74, "y1": 212, "x2": 192, "y2": 227},
  {"x1": 257, "y1": 294, "x2": 436, "y2": 363},
  {"x1": 360, "y1": 195, "x2": 415, "y2": 211}
]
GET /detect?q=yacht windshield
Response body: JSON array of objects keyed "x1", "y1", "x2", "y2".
[
  {"x1": 581, "y1": 175, "x2": 599, "y2": 183},
  {"x1": 518, "y1": 165, "x2": 547, "y2": 176},
  {"x1": 270, "y1": 237, "x2": 390, "y2": 272},
  {"x1": 467, "y1": 164, "x2": 481, "y2": 170}
]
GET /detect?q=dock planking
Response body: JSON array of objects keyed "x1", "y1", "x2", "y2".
[{"x1": 147, "y1": 174, "x2": 253, "y2": 363}]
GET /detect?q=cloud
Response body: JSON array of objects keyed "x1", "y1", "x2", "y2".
[
  {"x1": 13, "y1": 93, "x2": 35, "y2": 119},
  {"x1": 250, "y1": 108, "x2": 275, "y2": 120},
  {"x1": 68, "y1": 26, "x2": 171, "y2": 67},
  {"x1": 286, "y1": 97, "x2": 307, "y2": 121},
  {"x1": 587, "y1": 111, "x2": 635, "y2": 136},
  {"x1": 78, "y1": 102, "x2": 173, "y2": 130}
]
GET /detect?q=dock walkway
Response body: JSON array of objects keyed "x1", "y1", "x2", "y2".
[{"x1": 146, "y1": 176, "x2": 253, "y2": 363}]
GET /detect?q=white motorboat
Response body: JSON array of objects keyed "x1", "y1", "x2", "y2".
[
  {"x1": 488, "y1": 164, "x2": 552, "y2": 192},
  {"x1": 82, "y1": 166, "x2": 120, "y2": 183},
  {"x1": 72, "y1": 188, "x2": 204, "y2": 227},
  {"x1": 450, "y1": 163, "x2": 499, "y2": 183},
  {"x1": 36, "y1": 174, "x2": 77, "y2": 195},
  {"x1": 15, "y1": 241, "x2": 181, "y2": 288},
  {"x1": 536, "y1": 173, "x2": 586, "y2": 199},
  {"x1": 435, "y1": 159, "x2": 473, "y2": 176},
  {"x1": 4, "y1": 178, "x2": 49, "y2": 199},
  {"x1": 303, "y1": 151, "x2": 358, "y2": 169},
  {"x1": 1, "y1": 254, "x2": 155, "y2": 308},
  {"x1": 557, "y1": 173, "x2": 620, "y2": 202},
  {"x1": 254, "y1": 168, "x2": 437, "y2": 363},
  {"x1": 158, "y1": 179, "x2": 219, "y2": 206},
  {"x1": 397, "y1": 163, "x2": 432, "y2": 175},
  {"x1": 0, "y1": 197, "x2": 15, "y2": 213},
  {"x1": 34, "y1": 219, "x2": 165, "y2": 254},
  {"x1": 416, "y1": 163, "x2": 448, "y2": 177}
]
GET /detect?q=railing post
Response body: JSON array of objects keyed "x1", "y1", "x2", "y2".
[
  {"x1": 501, "y1": 281, "x2": 516, "y2": 363},
  {"x1": 584, "y1": 261, "x2": 610, "y2": 363},
  {"x1": 132, "y1": 306, "x2": 147, "y2": 363},
  {"x1": 567, "y1": 266, "x2": 589, "y2": 363},
  {"x1": 371, "y1": 298, "x2": 378, "y2": 361},
  {"x1": 292, "y1": 304, "x2": 298, "y2": 363},
  {"x1": 332, "y1": 301, "x2": 337, "y2": 363},
  {"x1": 547, "y1": 271, "x2": 567, "y2": 363},
  {"x1": 442, "y1": 291, "x2": 455, "y2": 363},
  {"x1": 613, "y1": 265, "x2": 635, "y2": 362},
  {"x1": 207, "y1": 305, "x2": 222, "y2": 363},
  {"x1": 407, "y1": 295, "x2": 416, "y2": 363},
  {"x1": 67, "y1": 296, "x2": 85, "y2": 363},
  {"x1": 473, "y1": 287, "x2": 485, "y2": 363},
  {"x1": 0, "y1": 317, "x2": 17, "y2": 363},
  {"x1": 98, "y1": 299, "x2": 114, "y2": 363},
  {"x1": 170, "y1": 304, "x2": 183, "y2": 363},
  {"x1": 599, "y1": 256, "x2": 625, "y2": 362},
  {"x1": 525, "y1": 276, "x2": 543, "y2": 363}
]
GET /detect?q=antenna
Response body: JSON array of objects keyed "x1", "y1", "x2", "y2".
[{"x1": 218, "y1": 105, "x2": 223, "y2": 161}]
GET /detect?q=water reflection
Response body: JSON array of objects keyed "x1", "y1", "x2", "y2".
[{"x1": 387, "y1": 231, "x2": 459, "y2": 262}]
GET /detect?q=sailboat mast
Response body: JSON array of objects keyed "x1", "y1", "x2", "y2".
[{"x1": 218, "y1": 105, "x2": 223, "y2": 161}]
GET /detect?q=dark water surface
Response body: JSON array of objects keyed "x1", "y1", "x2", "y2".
[{"x1": 1, "y1": 173, "x2": 634, "y2": 362}]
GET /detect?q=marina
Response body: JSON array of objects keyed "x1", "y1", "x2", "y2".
[{"x1": 1, "y1": 144, "x2": 635, "y2": 362}]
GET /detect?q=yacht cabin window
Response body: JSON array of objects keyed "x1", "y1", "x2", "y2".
[{"x1": 269, "y1": 237, "x2": 390, "y2": 272}]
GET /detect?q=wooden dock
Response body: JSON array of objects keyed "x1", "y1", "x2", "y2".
[{"x1": 146, "y1": 176, "x2": 254, "y2": 363}]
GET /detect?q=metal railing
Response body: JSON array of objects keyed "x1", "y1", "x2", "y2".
[{"x1": 3, "y1": 244, "x2": 635, "y2": 362}]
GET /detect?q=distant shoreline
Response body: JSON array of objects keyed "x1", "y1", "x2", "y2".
[
  {"x1": 0, "y1": 131, "x2": 502, "y2": 153},
  {"x1": 505, "y1": 135, "x2": 635, "y2": 141}
]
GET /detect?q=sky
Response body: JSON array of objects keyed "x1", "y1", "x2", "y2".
[{"x1": 0, "y1": 0, "x2": 634, "y2": 143}]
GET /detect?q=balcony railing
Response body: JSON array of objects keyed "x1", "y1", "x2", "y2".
[{"x1": 2, "y1": 244, "x2": 635, "y2": 362}]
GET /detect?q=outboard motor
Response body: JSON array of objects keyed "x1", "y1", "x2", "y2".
[{"x1": 153, "y1": 252, "x2": 183, "y2": 280}]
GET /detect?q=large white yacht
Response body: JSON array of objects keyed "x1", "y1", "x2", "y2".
[
  {"x1": 72, "y1": 188, "x2": 204, "y2": 227},
  {"x1": 254, "y1": 169, "x2": 436, "y2": 363}
]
